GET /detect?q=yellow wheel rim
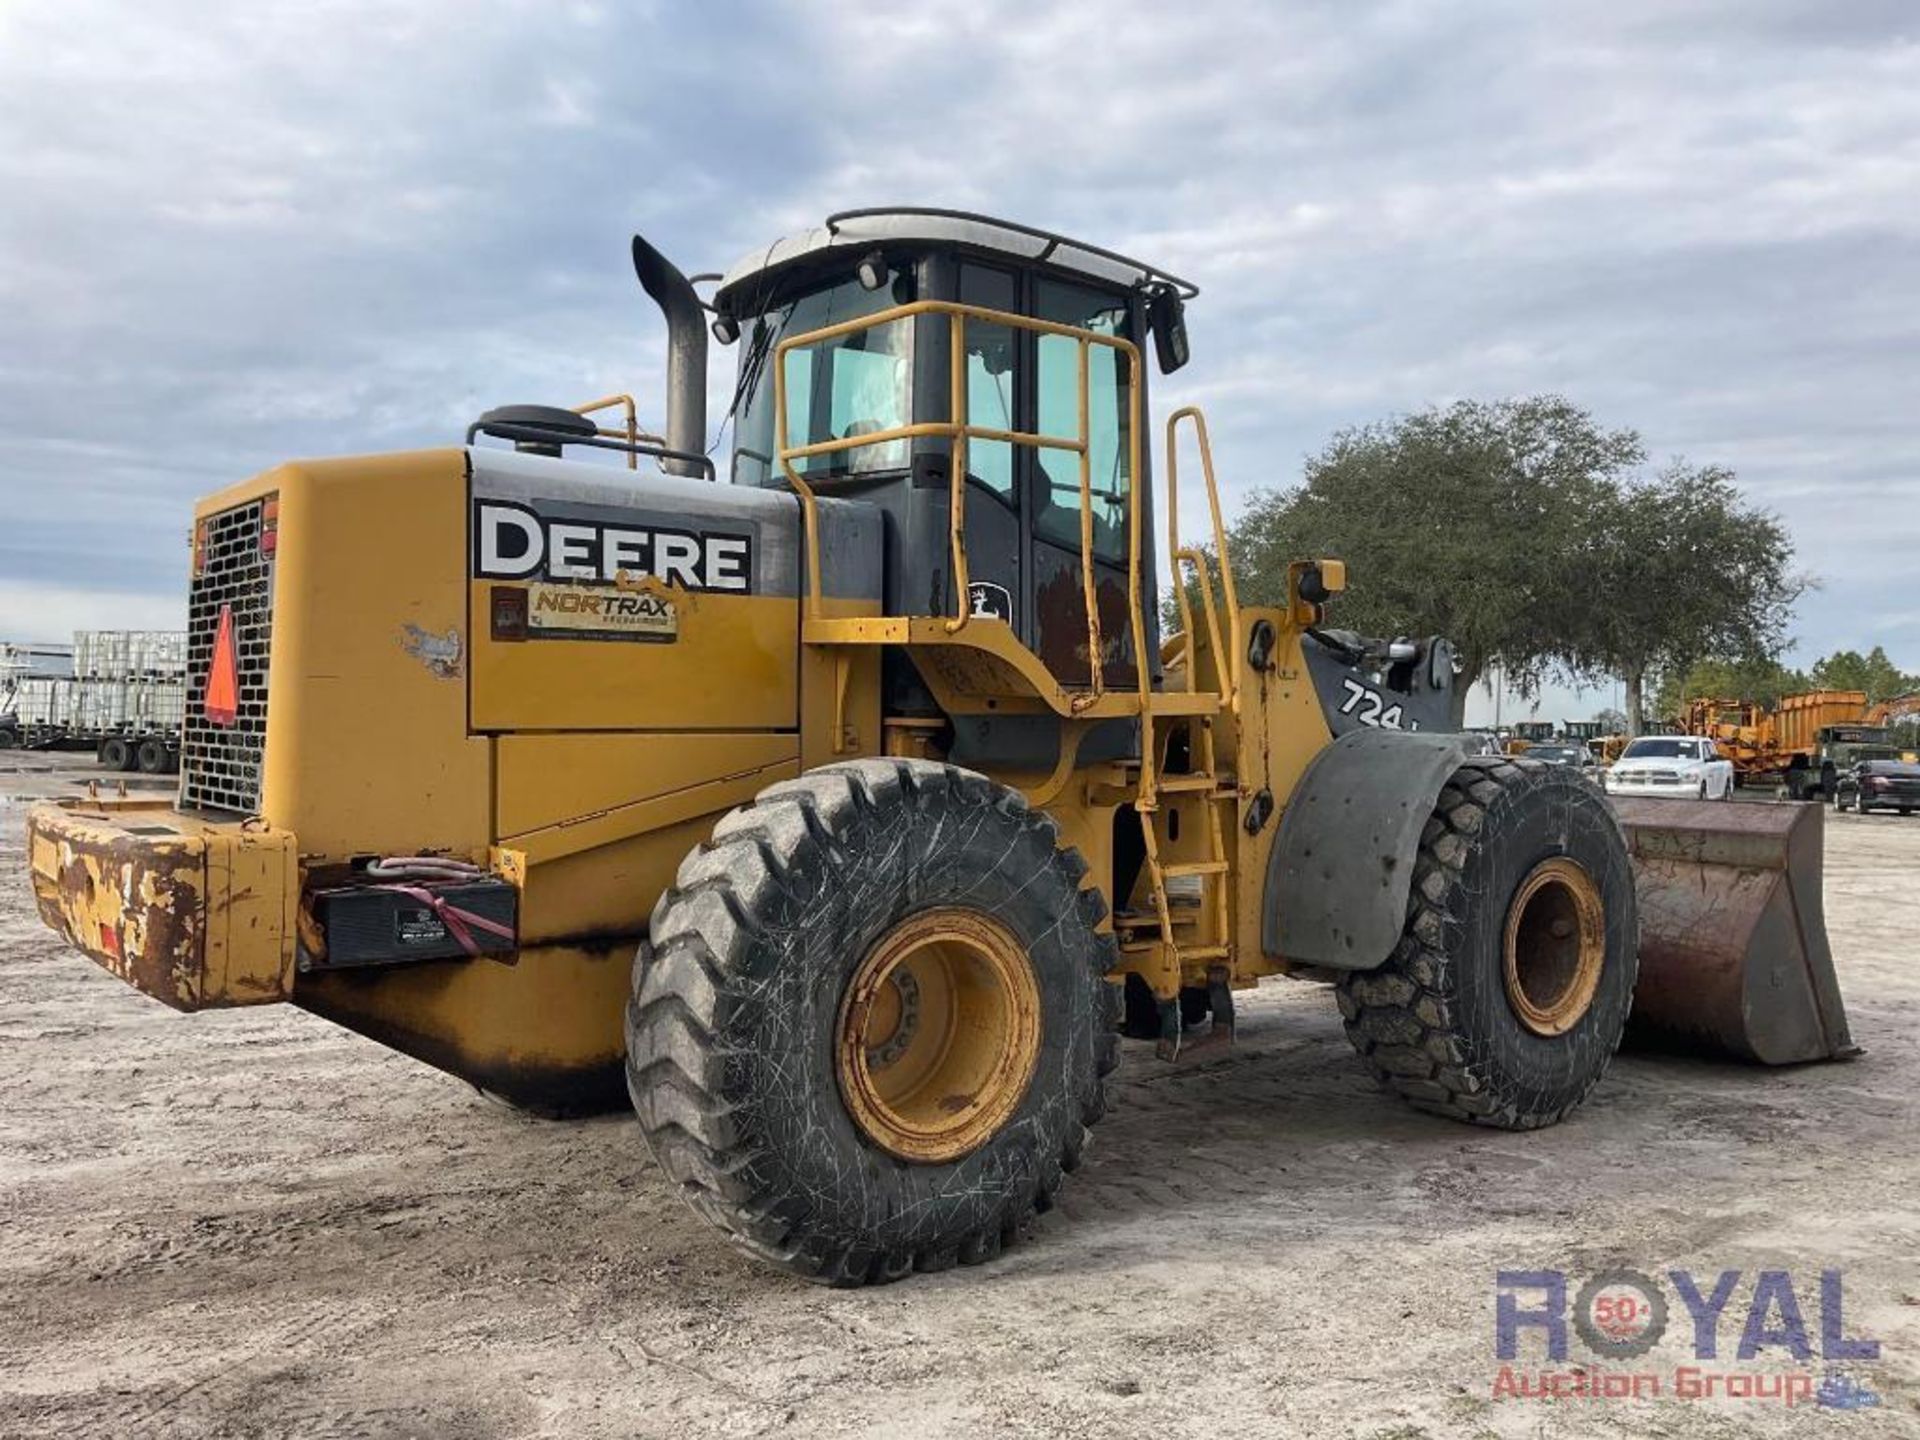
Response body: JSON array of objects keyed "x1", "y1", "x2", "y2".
[
  {"x1": 1502, "y1": 857, "x2": 1606, "y2": 1037},
  {"x1": 837, "y1": 907, "x2": 1042, "y2": 1164}
]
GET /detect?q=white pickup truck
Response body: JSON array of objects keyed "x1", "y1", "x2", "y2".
[{"x1": 1603, "y1": 735, "x2": 1736, "y2": 799}]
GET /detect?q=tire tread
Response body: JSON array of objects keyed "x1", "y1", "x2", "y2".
[
  {"x1": 1336, "y1": 757, "x2": 1630, "y2": 1130},
  {"x1": 626, "y1": 757, "x2": 1116, "y2": 1286}
]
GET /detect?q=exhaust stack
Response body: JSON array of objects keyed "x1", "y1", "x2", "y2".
[{"x1": 630, "y1": 235, "x2": 709, "y2": 479}]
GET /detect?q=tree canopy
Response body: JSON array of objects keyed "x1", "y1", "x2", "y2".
[
  {"x1": 1220, "y1": 396, "x2": 1803, "y2": 730},
  {"x1": 1651, "y1": 655, "x2": 1810, "y2": 719},
  {"x1": 1652, "y1": 646, "x2": 1919, "y2": 722},
  {"x1": 1808, "y1": 646, "x2": 1919, "y2": 703},
  {"x1": 1566, "y1": 463, "x2": 1804, "y2": 731},
  {"x1": 1224, "y1": 397, "x2": 1641, "y2": 723}
]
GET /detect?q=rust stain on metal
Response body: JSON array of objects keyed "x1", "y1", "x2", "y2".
[
  {"x1": 36, "y1": 829, "x2": 206, "y2": 1010},
  {"x1": 615, "y1": 569, "x2": 696, "y2": 615},
  {"x1": 1615, "y1": 797, "x2": 1855, "y2": 1065},
  {"x1": 1034, "y1": 569, "x2": 1138, "y2": 688},
  {"x1": 28, "y1": 801, "x2": 295, "y2": 1013}
]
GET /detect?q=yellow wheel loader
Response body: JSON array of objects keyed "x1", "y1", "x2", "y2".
[{"x1": 26, "y1": 209, "x2": 1854, "y2": 1285}]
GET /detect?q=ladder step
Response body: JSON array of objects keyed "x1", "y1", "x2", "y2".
[
  {"x1": 1153, "y1": 774, "x2": 1218, "y2": 792},
  {"x1": 1160, "y1": 860, "x2": 1229, "y2": 878},
  {"x1": 1114, "y1": 910, "x2": 1197, "y2": 932},
  {"x1": 1117, "y1": 942, "x2": 1233, "y2": 960},
  {"x1": 1139, "y1": 693, "x2": 1223, "y2": 716},
  {"x1": 1121, "y1": 761, "x2": 1238, "y2": 782}
]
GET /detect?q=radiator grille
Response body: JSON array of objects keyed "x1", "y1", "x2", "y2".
[{"x1": 181, "y1": 498, "x2": 274, "y2": 813}]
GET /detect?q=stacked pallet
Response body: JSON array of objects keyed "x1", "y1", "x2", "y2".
[
  {"x1": 3, "y1": 630, "x2": 187, "y2": 768},
  {"x1": 71, "y1": 629, "x2": 188, "y2": 680}
]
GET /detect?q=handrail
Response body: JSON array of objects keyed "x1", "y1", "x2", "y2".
[
  {"x1": 1165, "y1": 407, "x2": 1243, "y2": 714},
  {"x1": 824, "y1": 207, "x2": 1201, "y2": 299},
  {"x1": 1175, "y1": 547, "x2": 1227, "y2": 705},
  {"x1": 773, "y1": 298, "x2": 1143, "y2": 715},
  {"x1": 572, "y1": 394, "x2": 661, "y2": 471},
  {"x1": 465, "y1": 417, "x2": 714, "y2": 478}
]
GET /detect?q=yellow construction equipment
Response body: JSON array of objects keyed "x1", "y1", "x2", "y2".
[
  {"x1": 1865, "y1": 691, "x2": 1920, "y2": 728},
  {"x1": 1681, "y1": 690, "x2": 1907, "y2": 798},
  {"x1": 25, "y1": 210, "x2": 1855, "y2": 1285}
]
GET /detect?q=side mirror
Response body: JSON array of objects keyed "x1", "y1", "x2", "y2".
[{"x1": 1148, "y1": 283, "x2": 1191, "y2": 374}]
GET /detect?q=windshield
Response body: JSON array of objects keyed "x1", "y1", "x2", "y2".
[
  {"x1": 732, "y1": 273, "x2": 915, "y2": 486},
  {"x1": 1621, "y1": 738, "x2": 1702, "y2": 760},
  {"x1": 1529, "y1": 745, "x2": 1581, "y2": 761}
]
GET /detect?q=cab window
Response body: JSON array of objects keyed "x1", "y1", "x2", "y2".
[
  {"x1": 733, "y1": 271, "x2": 915, "y2": 485},
  {"x1": 1033, "y1": 279, "x2": 1133, "y2": 560},
  {"x1": 958, "y1": 264, "x2": 1017, "y2": 503}
]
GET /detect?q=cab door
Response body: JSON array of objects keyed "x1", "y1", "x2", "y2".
[
  {"x1": 1027, "y1": 277, "x2": 1142, "y2": 690},
  {"x1": 952, "y1": 263, "x2": 1024, "y2": 635},
  {"x1": 953, "y1": 264, "x2": 1144, "y2": 690}
]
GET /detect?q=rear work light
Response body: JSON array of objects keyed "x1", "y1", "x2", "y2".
[{"x1": 260, "y1": 496, "x2": 279, "y2": 557}]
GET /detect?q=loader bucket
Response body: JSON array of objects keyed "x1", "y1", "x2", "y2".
[{"x1": 1613, "y1": 798, "x2": 1857, "y2": 1065}]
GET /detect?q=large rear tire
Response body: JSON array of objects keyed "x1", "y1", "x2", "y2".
[
  {"x1": 1336, "y1": 756, "x2": 1638, "y2": 1130},
  {"x1": 626, "y1": 758, "x2": 1118, "y2": 1286}
]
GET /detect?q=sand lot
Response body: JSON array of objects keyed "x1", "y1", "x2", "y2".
[{"x1": 1, "y1": 750, "x2": 1915, "y2": 1439}]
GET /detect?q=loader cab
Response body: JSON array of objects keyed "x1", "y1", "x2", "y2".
[{"x1": 714, "y1": 211, "x2": 1193, "y2": 703}]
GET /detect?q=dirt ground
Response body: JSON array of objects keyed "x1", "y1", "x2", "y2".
[{"x1": 1, "y1": 751, "x2": 1915, "y2": 1440}]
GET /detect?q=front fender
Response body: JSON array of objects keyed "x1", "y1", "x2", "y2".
[{"x1": 1262, "y1": 728, "x2": 1468, "y2": 970}]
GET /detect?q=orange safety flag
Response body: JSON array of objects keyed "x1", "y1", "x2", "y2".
[{"x1": 204, "y1": 604, "x2": 239, "y2": 726}]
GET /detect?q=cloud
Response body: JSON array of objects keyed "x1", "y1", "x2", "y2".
[
  {"x1": 1, "y1": 0, "x2": 1915, "y2": 704},
  {"x1": 0, "y1": 580, "x2": 183, "y2": 643}
]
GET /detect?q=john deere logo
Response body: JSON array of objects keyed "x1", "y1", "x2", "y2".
[
  {"x1": 474, "y1": 499, "x2": 752, "y2": 594},
  {"x1": 968, "y1": 581, "x2": 1012, "y2": 622}
]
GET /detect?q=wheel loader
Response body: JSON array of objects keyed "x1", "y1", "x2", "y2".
[{"x1": 26, "y1": 208, "x2": 1855, "y2": 1285}]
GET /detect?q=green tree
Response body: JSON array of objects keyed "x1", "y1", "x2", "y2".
[
  {"x1": 1566, "y1": 463, "x2": 1804, "y2": 734},
  {"x1": 1226, "y1": 397, "x2": 1643, "y2": 725},
  {"x1": 1807, "y1": 646, "x2": 1918, "y2": 703},
  {"x1": 1651, "y1": 654, "x2": 1810, "y2": 722}
]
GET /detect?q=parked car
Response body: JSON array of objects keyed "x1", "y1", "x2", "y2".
[
  {"x1": 1459, "y1": 731, "x2": 1503, "y2": 757},
  {"x1": 1522, "y1": 740, "x2": 1598, "y2": 772},
  {"x1": 1602, "y1": 736, "x2": 1735, "y2": 799},
  {"x1": 1833, "y1": 758, "x2": 1920, "y2": 815}
]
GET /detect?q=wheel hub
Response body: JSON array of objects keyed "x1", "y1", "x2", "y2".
[
  {"x1": 864, "y1": 968, "x2": 921, "y2": 1069},
  {"x1": 837, "y1": 907, "x2": 1041, "y2": 1164},
  {"x1": 1502, "y1": 857, "x2": 1606, "y2": 1036}
]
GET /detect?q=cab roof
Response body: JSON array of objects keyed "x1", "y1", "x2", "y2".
[{"x1": 711, "y1": 207, "x2": 1198, "y2": 319}]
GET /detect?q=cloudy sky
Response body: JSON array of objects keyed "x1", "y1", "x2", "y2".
[{"x1": 3, "y1": 1, "x2": 1916, "y2": 722}]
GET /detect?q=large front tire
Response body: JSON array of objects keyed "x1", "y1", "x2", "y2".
[
  {"x1": 1336, "y1": 756, "x2": 1638, "y2": 1130},
  {"x1": 626, "y1": 759, "x2": 1117, "y2": 1286}
]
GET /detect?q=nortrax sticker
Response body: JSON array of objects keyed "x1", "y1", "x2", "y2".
[
  {"x1": 525, "y1": 582, "x2": 675, "y2": 641},
  {"x1": 474, "y1": 499, "x2": 753, "y2": 593}
]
